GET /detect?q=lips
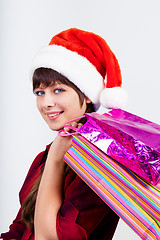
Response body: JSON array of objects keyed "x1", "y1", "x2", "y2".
[
  {"x1": 46, "y1": 111, "x2": 63, "y2": 120},
  {"x1": 48, "y1": 112, "x2": 60, "y2": 117}
]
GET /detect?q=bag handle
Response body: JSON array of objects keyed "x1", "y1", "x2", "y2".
[{"x1": 58, "y1": 115, "x2": 85, "y2": 136}]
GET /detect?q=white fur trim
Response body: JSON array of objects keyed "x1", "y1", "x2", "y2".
[
  {"x1": 100, "y1": 87, "x2": 127, "y2": 109},
  {"x1": 31, "y1": 45, "x2": 103, "y2": 105}
]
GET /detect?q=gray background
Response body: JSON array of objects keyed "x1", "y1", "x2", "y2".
[{"x1": 1, "y1": 1, "x2": 160, "y2": 239}]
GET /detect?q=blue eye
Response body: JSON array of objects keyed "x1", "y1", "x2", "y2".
[
  {"x1": 34, "y1": 91, "x2": 45, "y2": 96},
  {"x1": 54, "y1": 89, "x2": 64, "y2": 94}
]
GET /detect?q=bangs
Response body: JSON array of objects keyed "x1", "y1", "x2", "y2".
[
  {"x1": 32, "y1": 68, "x2": 86, "y2": 106},
  {"x1": 33, "y1": 68, "x2": 72, "y2": 90}
]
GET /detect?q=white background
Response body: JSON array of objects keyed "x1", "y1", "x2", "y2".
[{"x1": 1, "y1": 1, "x2": 160, "y2": 239}]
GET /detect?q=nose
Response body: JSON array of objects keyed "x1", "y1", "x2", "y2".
[{"x1": 43, "y1": 92, "x2": 56, "y2": 109}]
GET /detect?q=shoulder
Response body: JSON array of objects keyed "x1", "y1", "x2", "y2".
[
  {"x1": 27, "y1": 142, "x2": 52, "y2": 174},
  {"x1": 19, "y1": 145, "x2": 50, "y2": 203},
  {"x1": 58, "y1": 167, "x2": 119, "y2": 239},
  {"x1": 64, "y1": 167, "x2": 107, "y2": 208},
  {"x1": 26, "y1": 148, "x2": 48, "y2": 175}
]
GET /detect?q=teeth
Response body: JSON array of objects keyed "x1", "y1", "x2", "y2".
[{"x1": 48, "y1": 113, "x2": 60, "y2": 117}]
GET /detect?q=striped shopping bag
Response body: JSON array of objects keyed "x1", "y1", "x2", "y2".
[{"x1": 64, "y1": 135, "x2": 160, "y2": 240}]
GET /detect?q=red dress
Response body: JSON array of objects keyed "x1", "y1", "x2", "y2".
[{"x1": 1, "y1": 144, "x2": 119, "y2": 240}]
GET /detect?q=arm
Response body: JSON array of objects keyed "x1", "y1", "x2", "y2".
[
  {"x1": 1, "y1": 149, "x2": 48, "y2": 240},
  {"x1": 34, "y1": 133, "x2": 73, "y2": 240},
  {"x1": 56, "y1": 170, "x2": 119, "y2": 240},
  {"x1": 0, "y1": 208, "x2": 26, "y2": 240}
]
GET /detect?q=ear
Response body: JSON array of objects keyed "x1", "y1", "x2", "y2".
[{"x1": 85, "y1": 96, "x2": 92, "y2": 104}]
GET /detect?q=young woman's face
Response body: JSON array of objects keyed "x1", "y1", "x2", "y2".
[{"x1": 34, "y1": 82, "x2": 91, "y2": 131}]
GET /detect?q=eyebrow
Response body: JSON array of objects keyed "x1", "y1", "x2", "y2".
[{"x1": 35, "y1": 81, "x2": 67, "y2": 89}]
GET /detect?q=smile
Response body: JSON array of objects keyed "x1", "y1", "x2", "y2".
[
  {"x1": 47, "y1": 111, "x2": 63, "y2": 120},
  {"x1": 48, "y1": 113, "x2": 61, "y2": 117}
]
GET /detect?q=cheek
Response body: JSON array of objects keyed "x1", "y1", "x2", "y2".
[
  {"x1": 70, "y1": 97, "x2": 87, "y2": 114},
  {"x1": 36, "y1": 98, "x2": 42, "y2": 113}
]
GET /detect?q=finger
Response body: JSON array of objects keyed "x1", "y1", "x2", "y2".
[
  {"x1": 64, "y1": 122, "x2": 78, "y2": 132},
  {"x1": 77, "y1": 123, "x2": 83, "y2": 129},
  {"x1": 63, "y1": 126, "x2": 71, "y2": 132},
  {"x1": 70, "y1": 121, "x2": 78, "y2": 127}
]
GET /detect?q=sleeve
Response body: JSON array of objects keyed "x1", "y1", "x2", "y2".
[
  {"x1": 56, "y1": 169, "x2": 119, "y2": 240},
  {"x1": 1, "y1": 149, "x2": 48, "y2": 240},
  {"x1": 0, "y1": 208, "x2": 25, "y2": 240}
]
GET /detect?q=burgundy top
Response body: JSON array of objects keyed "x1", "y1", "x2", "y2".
[{"x1": 1, "y1": 144, "x2": 119, "y2": 240}]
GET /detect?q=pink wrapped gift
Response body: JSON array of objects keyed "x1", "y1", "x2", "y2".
[{"x1": 78, "y1": 109, "x2": 160, "y2": 185}]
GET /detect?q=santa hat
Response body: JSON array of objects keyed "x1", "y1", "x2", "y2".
[{"x1": 31, "y1": 28, "x2": 127, "y2": 110}]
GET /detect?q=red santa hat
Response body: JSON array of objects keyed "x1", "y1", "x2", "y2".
[{"x1": 31, "y1": 28, "x2": 127, "y2": 110}]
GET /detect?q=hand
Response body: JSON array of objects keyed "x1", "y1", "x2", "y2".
[
  {"x1": 34, "y1": 122, "x2": 82, "y2": 240},
  {"x1": 48, "y1": 122, "x2": 82, "y2": 162}
]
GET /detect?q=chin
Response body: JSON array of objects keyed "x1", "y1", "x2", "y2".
[{"x1": 48, "y1": 124, "x2": 63, "y2": 132}]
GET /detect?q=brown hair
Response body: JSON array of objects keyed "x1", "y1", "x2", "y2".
[{"x1": 22, "y1": 68, "x2": 95, "y2": 231}]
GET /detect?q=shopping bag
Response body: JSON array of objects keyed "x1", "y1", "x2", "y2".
[
  {"x1": 78, "y1": 109, "x2": 160, "y2": 185},
  {"x1": 64, "y1": 135, "x2": 160, "y2": 240},
  {"x1": 59, "y1": 110, "x2": 160, "y2": 239}
]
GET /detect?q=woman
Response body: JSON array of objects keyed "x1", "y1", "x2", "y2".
[{"x1": 1, "y1": 28, "x2": 126, "y2": 240}]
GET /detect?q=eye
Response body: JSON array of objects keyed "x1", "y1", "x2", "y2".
[
  {"x1": 54, "y1": 88, "x2": 64, "y2": 94},
  {"x1": 34, "y1": 91, "x2": 45, "y2": 96}
]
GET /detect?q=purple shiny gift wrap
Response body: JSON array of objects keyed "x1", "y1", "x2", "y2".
[{"x1": 78, "y1": 109, "x2": 160, "y2": 185}]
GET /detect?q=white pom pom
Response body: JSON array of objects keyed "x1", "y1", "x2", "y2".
[{"x1": 100, "y1": 87, "x2": 127, "y2": 109}]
